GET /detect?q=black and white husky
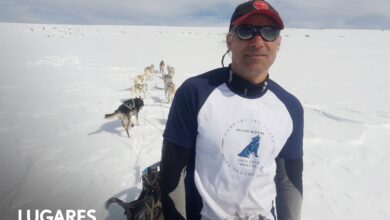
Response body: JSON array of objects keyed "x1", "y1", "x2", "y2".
[{"x1": 104, "y1": 98, "x2": 144, "y2": 138}]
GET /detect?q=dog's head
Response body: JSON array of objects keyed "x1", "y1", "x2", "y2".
[
  {"x1": 123, "y1": 98, "x2": 144, "y2": 110},
  {"x1": 134, "y1": 97, "x2": 144, "y2": 109}
]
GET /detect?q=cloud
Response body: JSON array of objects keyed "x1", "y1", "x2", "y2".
[
  {"x1": 274, "y1": 0, "x2": 390, "y2": 29},
  {"x1": 0, "y1": 0, "x2": 233, "y2": 26},
  {"x1": 0, "y1": 0, "x2": 389, "y2": 29}
]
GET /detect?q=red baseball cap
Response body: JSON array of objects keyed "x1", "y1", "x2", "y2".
[{"x1": 229, "y1": 0, "x2": 284, "y2": 31}]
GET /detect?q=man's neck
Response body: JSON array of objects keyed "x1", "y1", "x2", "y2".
[
  {"x1": 226, "y1": 69, "x2": 269, "y2": 98},
  {"x1": 230, "y1": 66, "x2": 268, "y2": 84}
]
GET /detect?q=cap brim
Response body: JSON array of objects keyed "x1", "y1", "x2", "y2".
[{"x1": 232, "y1": 10, "x2": 284, "y2": 29}]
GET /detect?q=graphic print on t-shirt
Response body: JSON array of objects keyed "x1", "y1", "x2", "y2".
[
  {"x1": 238, "y1": 135, "x2": 261, "y2": 158},
  {"x1": 221, "y1": 118, "x2": 276, "y2": 177}
]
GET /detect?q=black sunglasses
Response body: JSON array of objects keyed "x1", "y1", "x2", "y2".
[{"x1": 233, "y1": 25, "x2": 280, "y2": 42}]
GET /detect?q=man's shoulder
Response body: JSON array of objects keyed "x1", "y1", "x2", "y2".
[
  {"x1": 172, "y1": 67, "x2": 228, "y2": 110},
  {"x1": 180, "y1": 67, "x2": 228, "y2": 90},
  {"x1": 268, "y1": 79, "x2": 303, "y2": 113}
]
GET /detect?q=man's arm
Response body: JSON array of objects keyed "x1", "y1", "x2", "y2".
[
  {"x1": 160, "y1": 139, "x2": 192, "y2": 220},
  {"x1": 275, "y1": 158, "x2": 303, "y2": 220}
]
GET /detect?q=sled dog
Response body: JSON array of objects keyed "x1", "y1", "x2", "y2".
[
  {"x1": 132, "y1": 82, "x2": 148, "y2": 98},
  {"x1": 159, "y1": 60, "x2": 165, "y2": 75},
  {"x1": 167, "y1": 65, "x2": 175, "y2": 76},
  {"x1": 104, "y1": 98, "x2": 144, "y2": 138},
  {"x1": 165, "y1": 81, "x2": 176, "y2": 103}
]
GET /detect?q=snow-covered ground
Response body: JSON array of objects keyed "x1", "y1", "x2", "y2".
[{"x1": 0, "y1": 23, "x2": 389, "y2": 220}]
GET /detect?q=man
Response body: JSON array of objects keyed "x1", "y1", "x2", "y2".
[{"x1": 160, "y1": 1, "x2": 303, "y2": 219}]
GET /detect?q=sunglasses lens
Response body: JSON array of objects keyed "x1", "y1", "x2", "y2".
[
  {"x1": 236, "y1": 26, "x2": 255, "y2": 40},
  {"x1": 235, "y1": 25, "x2": 280, "y2": 41},
  {"x1": 261, "y1": 27, "x2": 280, "y2": 41}
]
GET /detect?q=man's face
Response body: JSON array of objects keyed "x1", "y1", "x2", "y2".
[{"x1": 227, "y1": 14, "x2": 281, "y2": 83}]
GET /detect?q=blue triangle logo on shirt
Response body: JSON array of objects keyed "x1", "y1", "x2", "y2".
[{"x1": 238, "y1": 135, "x2": 261, "y2": 158}]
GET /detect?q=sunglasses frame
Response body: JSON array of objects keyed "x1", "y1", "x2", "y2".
[{"x1": 233, "y1": 25, "x2": 281, "y2": 42}]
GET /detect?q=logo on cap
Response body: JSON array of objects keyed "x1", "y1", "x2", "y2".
[{"x1": 253, "y1": 1, "x2": 269, "y2": 10}]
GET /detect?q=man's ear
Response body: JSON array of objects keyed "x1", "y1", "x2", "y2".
[
  {"x1": 226, "y1": 34, "x2": 233, "y2": 50},
  {"x1": 276, "y1": 35, "x2": 282, "y2": 51}
]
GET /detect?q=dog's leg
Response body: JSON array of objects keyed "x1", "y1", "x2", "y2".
[
  {"x1": 123, "y1": 116, "x2": 130, "y2": 138},
  {"x1": 125, "y1": 127, "x2": 130, "y2": 138},
  {"x1": 135, "y1": 112, "x2": 139, "y2": 126},
  {"x1": 124, "y1": 122, "x2": 130, "y2": 138}
]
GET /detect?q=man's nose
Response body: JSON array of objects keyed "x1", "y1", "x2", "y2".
[{"x1": 249, "y1": 34, "x2": 265, "y2": 48}]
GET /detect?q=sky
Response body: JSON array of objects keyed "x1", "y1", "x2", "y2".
[{"x1": 1, "y1": 0, "x2": 390, "y2": 29}]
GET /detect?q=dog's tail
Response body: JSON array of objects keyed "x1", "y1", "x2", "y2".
[{"x1": 104, "y1": 111, "x2": 117, "y2": 119}]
